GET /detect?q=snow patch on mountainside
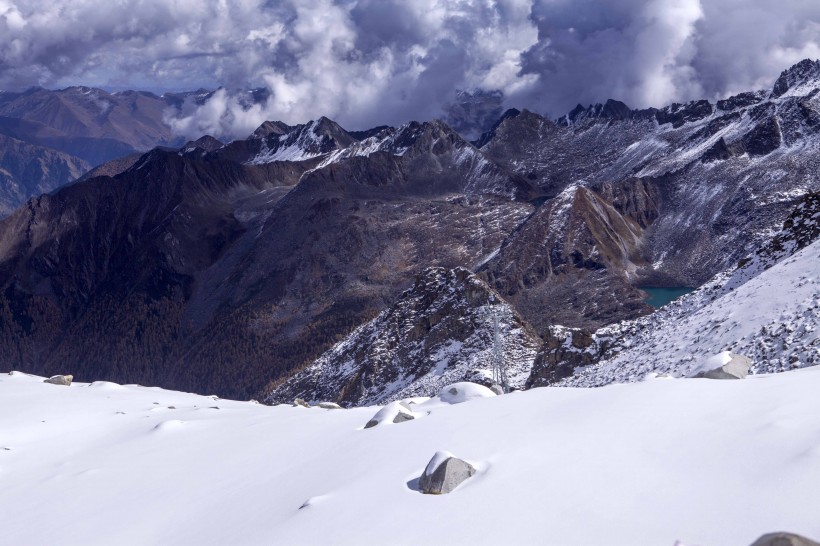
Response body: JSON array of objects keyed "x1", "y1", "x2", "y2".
[{"x1": 247, "y1": 120, "x2": 327, "y2": 163}]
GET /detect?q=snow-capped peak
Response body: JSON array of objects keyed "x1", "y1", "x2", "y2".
[
  {"x1": 245, "y1": 117, "x2": 356, "y2": 164},
  {"x1": 771, "y1": 58, "x2": 820, "y2": 98}
]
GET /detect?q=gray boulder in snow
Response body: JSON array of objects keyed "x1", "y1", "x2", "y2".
[
  {"x1": 419, "y1": 451, "x2": 476, "y2": 494},
  {"x1": 750, "y1": 532, "x2": 820, "y2": 546},
  {"x1": 43, "y1": 375, "x2": 73, "y2": 386},
  {"x1": 317, "y1": 402, "x2": 343, "y2": 410},
  {"x1": 489, "y1": 384, "x2": 504, "y2": 395},
  {"x1": 364, "y1": 401, "x2": 416, "y2": 429},
  {"x1": 693, "y1": 352, "x2": 752, "y2": 379}
]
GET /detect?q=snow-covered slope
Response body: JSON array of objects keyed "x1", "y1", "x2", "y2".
[
  {"x1": 2, "y1": 371, "x2": 819, "y2": 546},
  {"x1": 540, "y1": 192, "x2": 819, "y2": 387},
  {"x1": 268, "y1": 267, "x2": 542, "y2": 406}
]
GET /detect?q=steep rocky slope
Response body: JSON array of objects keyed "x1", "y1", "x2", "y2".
[
  {"x1": 0, "y1": 60, "x2": 818, "y2": 400},
  {"x1": 269, "y1": 267, "x2": 541, "y2": 405},
  {"x1": 0, "y1": 119, "x2": 539, "y2": 399},
  {"x1": 479, "y1": 60, "x2": 820, "y2": 288},
  {"x1": 0, "y1": 133, "x2": 90, "y2": 216},
  {"x1": 528, "y1": 191, "x2": 819, "y2": 387}
]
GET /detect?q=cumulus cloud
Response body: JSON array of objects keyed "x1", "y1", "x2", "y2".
[{"x1": 0, "y1": 0, "x2": 818, "y2": 138}]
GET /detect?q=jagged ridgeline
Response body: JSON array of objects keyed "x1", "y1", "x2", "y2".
[{"x1": 0, "y1": 60, "x2": 819, "y2": 400}]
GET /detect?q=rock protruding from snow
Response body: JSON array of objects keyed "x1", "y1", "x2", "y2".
[
  {"x1": 43, "y1": 375, "x2": 73, "y2": 386},
  {"x1": 438, "y1": 382, "x2": 496, "y2": 404},
  {"x1": 750, "y1": 532, "x2": 820, "y2": 546},
  {"x1": 419, "y1": 451, "x2": 476, "y2": 495},
  {"x1": 363, "y1": 401, "x2": 416, "y2": 429},
  {"x1": 691, "y1": 352, "x2": 752, "y2": 380}
]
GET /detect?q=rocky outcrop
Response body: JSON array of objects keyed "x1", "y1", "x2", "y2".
[
  {"x1": 656, "y1": 100, "x2": 713, "y2": 128},
  {"x1": 181, "y1": 135, "x2": 224, "y2": 157},
  {"x1": 217, "y1": 117, "x2": 356, "y2": 164},
  {"x1": 742, "y1": 116, "x2": 782, "y2": 156},
  {"x1": 771, "y1": 59, "x2": 820, "y2": 98},
  {"x1": 716, "y1": 91, "x2": 766, "y2": 111},
  {"x1": 559, "y1": 99, "x2": 637, "y2": 126},
  {"x1": 419, "y1": 451, "x2": 476, "y2": 495},
  {"x1": 481, "y1": 180, "x2": 657, "y2": 330},
  {"x1": 526, "y1": 327, "x2": 601, "y2": 387}
]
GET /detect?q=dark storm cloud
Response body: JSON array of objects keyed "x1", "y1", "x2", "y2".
[{"x1": 0, "y1": 0, "x2": 817, "y2": 138}]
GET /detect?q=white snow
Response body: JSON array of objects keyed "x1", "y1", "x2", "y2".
[
  {"x1": 364, "y1": 401, "x2": 419, "y2": 428},
  {"x1": 1, "y1": 370, "x2": 819, "y2": 545},
  {"x1": 435, "y1": 381, "x2": 496, "y2": 404},
  {"x1": 688, "y1": 351, "x2": 733, "y2": 376},
  {"x1": 561, "y1": 237, "x2": 819, "y2": 386},
  {"x1": 423, "y1": 450, "x2": 455, "y2": 475}
]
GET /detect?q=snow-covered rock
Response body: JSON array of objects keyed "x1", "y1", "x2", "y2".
[
  {"x1": 750, "y1": 532, "x2": 820, "y2": 546},
  {"x1": 437, "y1": 382, "x2": 496, "y2": 404},
  {"x1": 363, "y1": 401, "x2": 416, "y2": 429},
  {"x1": 691, "y1": 352, "x2": 752, "y2": 380},
  {"x1": 418, "y1": 451, "x2": 476, "y2": 495},
  {"x1": 43, "y1": 375, "x2": 73, "y2": 386}
]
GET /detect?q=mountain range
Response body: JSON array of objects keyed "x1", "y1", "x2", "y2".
[
  {"x1": 0, "y1": 59, "x2": 818, "y2": 401},
  {"x1": 0, "y1": 86, "x2": 190, "y2": 215}
]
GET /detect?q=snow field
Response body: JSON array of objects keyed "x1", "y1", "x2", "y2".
[{"x1": 1, "y1": 370, "x2": 819, "y2": 545}]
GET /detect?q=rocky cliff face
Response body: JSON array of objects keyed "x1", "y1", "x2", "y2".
[
  {"x1": 480, "y1": 179, "x2": 658, "y2": 330},
  {"x1": 268, "y1": 267, "x2": 541, "y2": 406}
]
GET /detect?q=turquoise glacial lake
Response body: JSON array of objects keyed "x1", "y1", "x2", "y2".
[{"x1": 640, "y1": 287, "x2": 694, "y2": 309}]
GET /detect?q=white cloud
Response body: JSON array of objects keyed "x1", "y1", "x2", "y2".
[{"x1": 1, "y1": 0, "x2": 818, "y2": 138}]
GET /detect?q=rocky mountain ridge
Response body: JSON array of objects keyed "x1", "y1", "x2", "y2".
[
  {"x1": 527, "y1": 191, "x2": 819, "y2": 388},
  {"x1": 0, "y1": 86, "x2": 187, "y2": 216},
  {"x1": 269, "y1": 267, "x2": 541, "y2": 406},
  {"x1": 0, "y1": 60, "x2": 818, "y2": 400}
]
